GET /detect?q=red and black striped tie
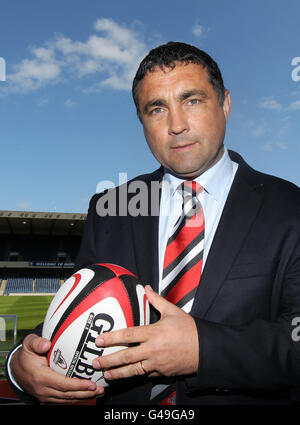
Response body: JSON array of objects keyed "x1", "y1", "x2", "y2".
[
  {"x1": 162, "y1": 180, "x2": 204, "y2": 310},
  {"x1": 151, "y1": 180, "x2": 205, "y2": 405}
]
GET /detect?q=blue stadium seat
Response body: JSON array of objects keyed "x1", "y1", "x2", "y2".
[
  {"x1": 34, "y1": 277, "x2": 60, "y2": 293},
  {"x1": 4, "y1": 278, "x2": 33, "y2": 294}
]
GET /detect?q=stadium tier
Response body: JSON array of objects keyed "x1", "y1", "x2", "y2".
[
  {"x1": 0, "y1": 209, "x2": 86, "y2": 295},
  {"x1": 35, "y1": 277, "x2": 61, "y2": 293},
  {"x1": 3, "y1": 277, "x2": 62, "y2": 294},
  {"x1": 0, "y1": 209, "x2": 88, "y2": 404},
  {"x1": 4, "y1": 278, "x2": 33, "y2": 294}
]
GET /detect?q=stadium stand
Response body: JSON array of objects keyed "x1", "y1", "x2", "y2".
[
  {"x1": 0, "y1": 209, "x2": 87, "y2": 404},
  {"x1": 0, "y1": 209, "x2": 86, "y2": 294},
  {"x1": 35, "y1": 277, "x2": 61, "y2": 293},
  {"x1": 4, "y1": 278, "x2": 33, "y2": 294}
]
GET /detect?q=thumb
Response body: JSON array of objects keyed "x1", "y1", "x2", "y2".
[
  {"x1": 24, "y1": 333, "x2": 51, "y2": 355},
  {"x1": 145, "y1": 285, "x2": 179, "y2": 316}
]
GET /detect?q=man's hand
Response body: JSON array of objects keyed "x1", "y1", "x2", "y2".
[
  {"x1": 92, "y1": 285, "x2": 199, "y2": 380},
  {"x1": 10, "y1": 333, "x2": 104, "y2": 404}
]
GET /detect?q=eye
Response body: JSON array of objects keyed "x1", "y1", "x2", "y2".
[
  {"x1": 188, "y1": 98, "x2": 200, "y2": 105},
  {"x1": 150, "y1": 107, "x2": 164, "y2": 115}
]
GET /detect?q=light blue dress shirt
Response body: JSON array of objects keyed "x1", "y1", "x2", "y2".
[{"x1": 158, "y1": 146, "x2": 238, "y2": 295}]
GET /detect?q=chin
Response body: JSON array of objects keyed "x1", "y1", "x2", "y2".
[{"x1": 168, "y1": 168, "x2": 203, "y2": 179}]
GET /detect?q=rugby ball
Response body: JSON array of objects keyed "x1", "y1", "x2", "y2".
[{"x1": 42, "y1": 263, "x2": 150, "y2": 387}]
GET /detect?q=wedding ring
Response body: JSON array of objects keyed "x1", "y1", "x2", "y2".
[{"x1": 140, "y1": 361, "x2": 147, "y2": 374}]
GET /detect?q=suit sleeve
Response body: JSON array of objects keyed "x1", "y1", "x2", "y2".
[
  {"x1": 74, "y1": 194, "x2": 99, "y2": 271},
  {"x1": 5, "y1": 323, "x2": 43, "y2": 404},
  {"x1": 186, "y1": 248, "x2": 300, "y2": 397}
]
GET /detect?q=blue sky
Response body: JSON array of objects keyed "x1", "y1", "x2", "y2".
[{"x1": 0, "y1": 0, "x2": 300, "y2": 213}]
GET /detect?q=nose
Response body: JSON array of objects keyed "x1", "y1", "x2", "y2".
[{"x1": 168, "y1": 106, "x2": 189, "y2": 135}]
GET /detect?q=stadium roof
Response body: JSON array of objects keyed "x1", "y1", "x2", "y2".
[{"x1": 0, "y1": 210, "x2": 87, "y2": 236}]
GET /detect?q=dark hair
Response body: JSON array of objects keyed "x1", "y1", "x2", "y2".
[{"x1": 132, "y1": 41, "x2": 225, "y2": 118}]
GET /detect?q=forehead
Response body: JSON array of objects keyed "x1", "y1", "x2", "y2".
[{"x1": 138, "y1": 62, "x2": 211, "y2": 100}]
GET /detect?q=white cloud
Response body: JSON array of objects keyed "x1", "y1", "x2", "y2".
[
  {"x1": 37, "y1": 98, "x2": 49, "y2": 107},
  {"x1": 252, "y1": 126, "x2": 269, "y2": 137},
  {"x1": 262, "y1": 143, "x2": 273, "y2": 152},
  {"x1": 7, "y1": 50, "x2": 61, "y2": 92},
  {"x1": 258, "y1": 97, "x2": 282, "y2": 111},
  {"x1": 4, "y1": 18, "x2": 147, "y2": 93},
  {"x1": 192, "y1": 22, "x2": 209, "y2": 39},
  {"x1": 192, "y1": 23, "x2": 204, "y2": 37},
  {"x1": 278, "y1": 122, "x2": 290, "y2": 136},
  {"x1": 64, "y1": 99, "x2": 76, "y2": 108},
  {"x1": 276, "y1": 141, "x2": 288, "y2": 150},
  {"x1": 287, "y1": 100, "x2": 300, "y2": 111},
  {"x1": 261, "y1": 140, "x2": 288, "y2": 152}
]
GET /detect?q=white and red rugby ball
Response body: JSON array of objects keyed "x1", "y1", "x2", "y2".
[{"x1": 42, "y1": 263, "x2": 150, "y2": 387}]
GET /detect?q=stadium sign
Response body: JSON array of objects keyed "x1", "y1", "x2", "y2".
[{"x1": 29, "y1": 261, "x2": 74, "y2": 267}]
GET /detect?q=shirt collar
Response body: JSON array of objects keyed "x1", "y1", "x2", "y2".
[{"x1": 163, "y1": 146, "x2": 235, "y2": 202}]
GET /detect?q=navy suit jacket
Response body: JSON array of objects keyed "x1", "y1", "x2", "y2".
[
  {"x1": 74, "y1": 150, "x2": 300, "y2": 405},
  {"x1": 7, "y1": 150, "x2": 300, "y2": 405}
]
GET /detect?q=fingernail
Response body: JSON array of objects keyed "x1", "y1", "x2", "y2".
[
  {"x1": 104, "y1": 371, "x2": 112, "y2": 380},
  {"x1": 96, "y1": 387, "x2": 104, "y2": 395},
  {"x1": 92, "y1": 359, "x2": 101, "y2": 369},
  {"x1": 88, "y1": 383, "x2": 96, "y2": 391},
  {"x1": 40, "y1": 339, "x2": 50, "y2": 350},
  {"x1": 96, "y1": 337, "x2": 105, "y2": 346},
  {"x1": 96, "y1": 388, "x2": 105, "y2": 398},
  {"x1": 145, "y1": 285, "x2": 153, "y2": 291}
]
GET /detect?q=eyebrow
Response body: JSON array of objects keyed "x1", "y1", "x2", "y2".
[
  {"x1": 143, "y1": 98, "x2": 166, "y2": 115},
  {"x1": 178, "y1": 89, "x2": 208, "y2": 102},
  {"x1": 142, "y1": 89, "x2": 209, "y2": 115}
]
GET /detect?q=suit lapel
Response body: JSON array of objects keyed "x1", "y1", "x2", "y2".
[{"x1": 191, "y1": 155, "x2": 264, "y2": 318}]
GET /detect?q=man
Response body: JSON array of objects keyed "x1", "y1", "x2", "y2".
[{"x1": 7, "y1": 42, "x2": 300, "y2": 405}]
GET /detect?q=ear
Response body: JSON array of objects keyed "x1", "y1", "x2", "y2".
[{"x1": 222, "y1": 90, "x2": 231, "y2": 122}]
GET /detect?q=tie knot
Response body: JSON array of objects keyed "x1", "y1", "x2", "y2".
[{"x1": 178, "y1": 180, "x2": 203, "y2": 198}]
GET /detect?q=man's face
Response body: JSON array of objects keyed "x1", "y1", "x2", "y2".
[{"x1": 138, "y1": 62, "x2": 231, "y2": 179}]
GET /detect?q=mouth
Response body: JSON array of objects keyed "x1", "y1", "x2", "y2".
[{"x1": 171, "y1": 142, "x2": 196, "y2": 152}]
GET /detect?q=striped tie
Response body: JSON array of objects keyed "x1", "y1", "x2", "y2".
[
  {"x1": 161, "y1": 180, "x2": 204, "y2": 311},
  {"x1": 151, "y1": 180, "x2": 205, "y2": 405}
]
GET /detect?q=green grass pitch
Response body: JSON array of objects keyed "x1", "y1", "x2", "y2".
[
  {"x1": 0, "y1": 296, "x2": 53, "y2": 341},
  {"x1": 0, "y1": 296, "x2": 54, "y2": 380}
]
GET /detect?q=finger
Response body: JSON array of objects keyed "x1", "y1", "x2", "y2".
[
  {"x1": 34, "y1": 372, "x2": 105, "y2": 403},
  {"x1": 50, "y1": 373, "x2": 96, "y2": 392},
  {"x1": 48, "y1": 382, "x2": 104, "y2": 402},
  {"x1": 96, "y1": 324, "x2": 152, "y2": 347},
  {"x1": 40, "y1": 386, "x2": 103, "y2": 404},
  {"x1": 104, "y1": 361, "x2": 148, "y2": 381},
  {"x1": 93, "y1": 343, "x2": 146, "y2": 370}
]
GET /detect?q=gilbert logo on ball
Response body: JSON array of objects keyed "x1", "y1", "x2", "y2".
[{"x1": 42, "y1": 264, "x2": 150, "y2": 386}]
